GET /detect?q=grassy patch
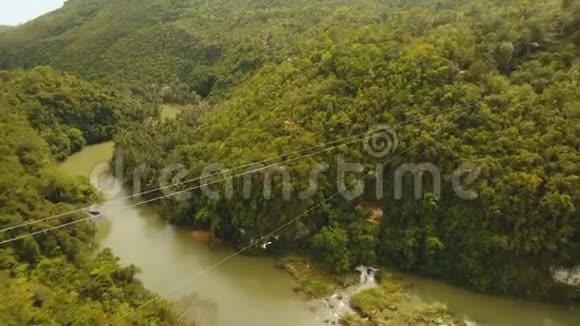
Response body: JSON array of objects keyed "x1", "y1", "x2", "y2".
[
  {"x1": 278, "y1": 256, "x2": 356, "y2": 298},
  {"x1": 348, "y1": 273, "x2": 466, "y2": 326},
  {"x1": 350, "y1": 288, "x2": 392, "y2": 316},
  {"x1": 279, "y1": 256, "x2": 466, "y2": 325},
  {"x1": 350, "y1": 275, "x2": 404, "y2": 317},
  {"x1": 300, "y1": 276, "x2": 336, "y2": 298}
]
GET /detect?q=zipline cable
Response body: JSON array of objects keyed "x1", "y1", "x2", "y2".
[
  {"x1": 110, "y1": 138, "x2": 422, "y2": 324},
  {"x1": 0, "y1": 105, "x2": 466, "y2": 245}
]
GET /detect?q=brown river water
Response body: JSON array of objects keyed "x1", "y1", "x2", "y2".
[{"x1": 59, "y1": 141, "x2": 580, "y2": 326}]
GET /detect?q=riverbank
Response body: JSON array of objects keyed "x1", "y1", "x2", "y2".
[
  {"x1": 59, "y1": 142, "x2": 325, "y2": 326},
  {"x1": 280, "y1": 256, "x2": 466, "y2": 325},
  {"x1": 280, "y1": 256, "x2": 357, "y2": 298},
  {"x1": 345, "y1": 278, "x2": 467, "y2": 326},
  {"x1": 59, "y1": 142, "x2": 580, "y2": 326}
]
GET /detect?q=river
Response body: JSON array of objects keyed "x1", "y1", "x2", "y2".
[{"x1": 59, "y1": 141, "x2": 580, "y2": 326}]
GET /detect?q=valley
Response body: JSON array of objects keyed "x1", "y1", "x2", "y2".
[{"x1": 1, "y1": 0, "x2": 579, "y2": 325}]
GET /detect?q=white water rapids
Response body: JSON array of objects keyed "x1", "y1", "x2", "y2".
[{"x1": 312, "y1": 266, "x2": 379, "y2": 325}]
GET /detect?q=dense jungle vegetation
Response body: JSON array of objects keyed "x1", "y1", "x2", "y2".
[
  {"x1": 0, "y1": 67, "x2": 158, "y2": 160},
  {"x1": 0, "y1": 71, "x2": 175, "y2": 323},
  {"x1": 112, "y1": 0, "x2": 580, "y2": 301},
  {"x1": 0, "y1": 0, "x2": 376, "y2": 100},
  {"x1": 0, "y1": 0, "x2": 579, "y2": 319}
]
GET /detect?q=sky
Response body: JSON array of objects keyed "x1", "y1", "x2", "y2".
[{"x1": 0, "y1": 0, "x2": 66, "y2": 25}]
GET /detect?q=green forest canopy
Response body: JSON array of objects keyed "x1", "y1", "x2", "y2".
[
  {"x1": 111, "y1": 0, "x2": 580, "y2": 301},
  {"x1": 0, "y1": 89, "x2": 176, "y2": 323},
  {"x1": 0, "y1": 0, "x2": 579, "y2": 309},
  {"x1": 0, "y1": 67, "x2": 158, "y2": 160}
]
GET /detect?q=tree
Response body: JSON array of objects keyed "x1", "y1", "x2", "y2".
[{"x1": 312, "y1": 226, "x2": 351, "y2": 273}]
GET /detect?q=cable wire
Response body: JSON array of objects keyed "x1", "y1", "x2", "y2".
[
  {"x1": 110, "y1": 140, "x2": 420, "y2": 324},
  {"x1": 0, "y1": 105, "x2": 466, "y2": 245}
]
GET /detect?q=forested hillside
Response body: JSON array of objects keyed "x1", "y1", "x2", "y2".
[
  {"x1": 0, "y1": 95, "x2": 176, "y2": 323},
  {"x1": 0, "y1": 67, "x2": 158, "y2": 160},
  {"x1": 0, "y1": 0, "x2": 462, "y2": 100},
  {"x1": 111, "y1": 0, "x2": 580, "y2": 301},
  {"x1": 1, "y1": 0, "x2": 579, "y2": 312}
]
